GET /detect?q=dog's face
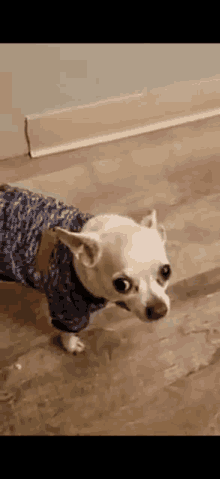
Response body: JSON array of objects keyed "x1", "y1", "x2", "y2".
[{"x1": 54, "y1": 210, "x2": 171, "y2": 323}]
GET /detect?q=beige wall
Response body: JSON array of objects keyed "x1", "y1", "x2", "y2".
[{"x1": 1, "y1": 43, "x2": 220, "y2": 160}]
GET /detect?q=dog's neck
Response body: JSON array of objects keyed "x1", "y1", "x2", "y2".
[
  {"x1": 73, "y1": 261, "x2": 107, "y2": 305},
  {"x1": 36, "y1": 230, "x2": 107, "y2": 306},
  {"x1": 35, "y1": 229, "x2": 57, "y2": 277}
]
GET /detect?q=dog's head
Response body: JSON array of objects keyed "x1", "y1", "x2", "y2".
[{"x1": 53, "y1": 210, "x2": 171, "y2": 323}]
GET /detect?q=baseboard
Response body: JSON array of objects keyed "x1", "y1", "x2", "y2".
[{"x1": 26, "y1": 75, "x2": 220, "y2": 159}]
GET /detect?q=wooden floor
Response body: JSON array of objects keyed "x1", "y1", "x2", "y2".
[{"x1": 1, "y1": 115, "x2": 220, "y2": 435}]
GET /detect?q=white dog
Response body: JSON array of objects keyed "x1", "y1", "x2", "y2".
[
  {"x1": 0, "y1": 184, "x2": 171, "y2": 355},
  {"x1": 54, "y1": 210, "x2": 171, "y2": 353}
]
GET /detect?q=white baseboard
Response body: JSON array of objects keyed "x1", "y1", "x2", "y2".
[{"x1": 26, "y1": 75, "x2": 220, "y2": 159}]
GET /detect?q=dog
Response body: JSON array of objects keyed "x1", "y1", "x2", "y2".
[{"x1": 0, "y1": 184, "x2": 171, "y2": 354}]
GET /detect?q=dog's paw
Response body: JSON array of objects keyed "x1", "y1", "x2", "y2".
[{"x1": 61, "y1": 332, "x2": 85, "y2": 354}]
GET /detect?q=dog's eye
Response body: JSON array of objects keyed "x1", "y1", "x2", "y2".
[
  {"x1": 160, "y1": 264, "x2": 171, "y2": 280},
  {"x1": 113, "y1": 277, "x2": 132, "y2": 293}
]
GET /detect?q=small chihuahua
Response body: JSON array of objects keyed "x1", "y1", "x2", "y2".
[
  {"x1": 54, "y1": 210, "x2": 171, "y2": 353},
  {"x1": 0, "y1": 184, "x2": 171, "y2": 355}
]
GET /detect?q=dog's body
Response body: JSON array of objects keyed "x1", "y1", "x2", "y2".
[{"x1": 0, "y1": 184, "x2": 171, "y2": 353}]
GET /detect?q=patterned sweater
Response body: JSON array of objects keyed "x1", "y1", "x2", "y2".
[{"x1": 0, "y1": 184, "x2": 107, "y2": 332}]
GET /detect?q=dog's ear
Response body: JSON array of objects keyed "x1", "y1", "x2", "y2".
[
  {"x1": 157, "y1": 224, "x2": 167, "y2": 244},
  {"x1": 140, "y1": 209, "x2": 157, "y2": 228},
  {"x1": 54, "y1": 227, "x2": 101, "y2": 268},
  {"x1": 140, "y1": 211, "x2": 167, "y2": 243}
]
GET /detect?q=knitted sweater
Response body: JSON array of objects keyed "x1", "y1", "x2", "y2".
[{"x1": 0, "y1": 184, "x2": 107, "y2": 332}]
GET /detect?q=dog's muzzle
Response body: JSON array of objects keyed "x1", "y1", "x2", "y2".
[
  {"x1": 115, "y1": 301, "x2": 168, "y2": 321},
  {"x1": 115, "y1": 298, "x2": 169, "y2": 321},
  {"x1": 146, "y1": 301, "x2": 167, "y2": 320}
]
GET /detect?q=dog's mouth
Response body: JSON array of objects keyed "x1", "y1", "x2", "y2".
[{"x1": 115, "y1": 301, "x2": 130, "y2": 312}]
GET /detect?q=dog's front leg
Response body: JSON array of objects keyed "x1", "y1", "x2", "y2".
[
  {"x1": 61, "y1": 332, "x2": 85, "y2": 354},
  {"x1": 45, "y1": 312, "x2": 85, "y2": 354}
]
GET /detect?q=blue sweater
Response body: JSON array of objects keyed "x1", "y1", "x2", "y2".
[{"x1": 0, "y1": 184, "x2": 107, "y2": 332}]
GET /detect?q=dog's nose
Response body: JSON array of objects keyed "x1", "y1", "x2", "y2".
[{"x1": 146, "y1": 301, "x2": 168, "y2": 320}]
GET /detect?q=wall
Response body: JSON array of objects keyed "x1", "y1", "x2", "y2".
[{"x1": 1, "y1": 43, "x2": 220, "y2": 160}]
